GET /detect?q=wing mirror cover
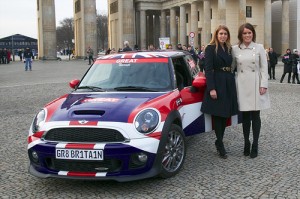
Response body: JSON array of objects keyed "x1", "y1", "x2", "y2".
[
  {"x1": 192, "y1": 72, "x2": 206, "y2": 88},
  {"x1": 69, "y1": 79, "x2": 80, "y2": 89}
]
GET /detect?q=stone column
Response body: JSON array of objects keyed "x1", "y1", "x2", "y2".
[
  {"x1": 281, "y1": 0, "x2": 289, "y2": 54},
  {"x1": 140, "y1": 10, "x2": 147, "y2": 50},
  {"x1": 179, "y1": 5, "x2": 187, "y2": 45},
  {"x1": 239, "y1": 0, "x2": 246, "y2": 26},
  {"x1": 170, "y1": 7, "x2": 177, "y2": 48},
  {"x1": 122, "y1": 0, "x2": 135, "y2": 49},
  {"x1": 203, "y1": 0, "x2": 211, "y2": 45},
  {"x1": 264, "y1": 0, "x2": 272, "y2": 48},
  {"x1": 154, "y1": 13, "x2": 160, "y2": 48},
  {"x1": 191, "y1": 1, "x2": 199, "y2": 47},
  {"x1": 74, "y1": 0, "x2": 97, "y2": 58},
  {"x1": 37, "y1": 0, "x2": 57, "y2": 60},
  {"x1": 160, "y1": 10, "x2": 167, "y2": 38},
  {"x1": 117, "y1": 0, "x2": 123, "y2": 49},
  {"x1": 218, "y1": 0, "x2": 226, "y2": 25}
]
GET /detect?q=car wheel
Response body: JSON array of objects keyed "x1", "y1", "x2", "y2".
[{"x1": 159, "y1": 124, "x2": 186, "y2": 178}]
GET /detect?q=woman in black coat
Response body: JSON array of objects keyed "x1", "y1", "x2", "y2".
[
  {"x1": 200, "y1": 25, "x2": 238, "y2": 159},
  {"x1": 280, "y1": 49, "x2": 293, "y2": 83}
]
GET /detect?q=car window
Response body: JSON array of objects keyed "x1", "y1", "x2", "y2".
[
  {"x1": 172, "y1": 57, "x2": 192, "y2": 87},
  {"x1": 79, "y1": 58, "x2": 173, "y2": 91},
  {"x1": 184, "y1": 55, "x2": 200, "y2": 78}
]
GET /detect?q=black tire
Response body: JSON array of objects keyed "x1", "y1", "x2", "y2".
[{"x1": 159, "y1": 124, "x2": 186, "y2": 178}]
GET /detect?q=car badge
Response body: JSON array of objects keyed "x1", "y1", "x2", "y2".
[{"x1": 78, "y1": 120, "x2": 89, "y2": 124}]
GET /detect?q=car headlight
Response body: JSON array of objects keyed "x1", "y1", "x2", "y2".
[
  {"x1": 31, "y1": 109, "x2": 46, "y2": 133},
  {"x1": 134, "y1": 109, "x2": 160, "y2": 134}
]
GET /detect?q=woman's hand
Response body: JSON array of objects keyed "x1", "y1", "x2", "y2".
[
  {"x1": 210, "y1": 89, "x2": 217, "y2": 99},
  {"x1": 259, "y1": 87, "x2": 267, "y2": 95}
]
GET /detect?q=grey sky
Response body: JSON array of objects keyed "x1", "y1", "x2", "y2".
[{"x1": 0, "y1": 0, "x2": 108, "y2": 39}]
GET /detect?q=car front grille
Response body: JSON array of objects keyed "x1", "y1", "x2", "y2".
[
  {"x1": 44, "y1": 127, "x2": 125, "y2": 143},
  {"x1": 46, "y1": 158, "x2": 122, "y2": 172}
]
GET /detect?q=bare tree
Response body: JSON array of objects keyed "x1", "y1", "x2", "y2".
[
  {"x1": 97, "y1": 14, "x2": 108, "y2": 51},
  {"x1": 56, "y1": 15, "x2": 108, "y2": 54},
  {"x1": 56, "y1": 18, "x2": 74, "y2": 52}
]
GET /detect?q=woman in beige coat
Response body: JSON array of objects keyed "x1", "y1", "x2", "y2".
[{"x1": 232, "y1": 23, "x2": 270, "y2": 158}]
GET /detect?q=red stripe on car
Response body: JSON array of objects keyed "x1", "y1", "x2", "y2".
[
  {"x1": 65, "y1": 143, "x2": 96, "y2": 149},
  {"x1": 69, "y1": 121, "x2": 98, "y2": 126}
]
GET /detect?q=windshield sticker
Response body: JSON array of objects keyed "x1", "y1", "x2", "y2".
[
  {"x1": 97, "y1": 58, "x2": 168, "y2": 64},
  {"x1": 82, "y1": 98, "x2": 120, "y2": 103},
  {"x1": 116, "y1": 59, "x2": 138, "y2": 63}
]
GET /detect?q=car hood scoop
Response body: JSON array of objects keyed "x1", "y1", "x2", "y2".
[{"x1": 73, "y1": 110, "x2": 105, "y2": 116}]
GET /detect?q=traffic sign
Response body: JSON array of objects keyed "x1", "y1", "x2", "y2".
[{"x1": 189, "y1": 32, "x2": 195, "y2": 38}]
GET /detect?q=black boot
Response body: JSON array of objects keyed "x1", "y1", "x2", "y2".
[
  {"x1": 280, "y1": 75, "x2": 284, "y2": 83},
  {"x1": 244, "y1": 140, "x2": 251, "y2": 156},
  {"x1": 250, "y1": 144, "x2": 258, "y2": 158},
  {"x1": 215, "y1": 140, "x2": 227, "y2": 159}
]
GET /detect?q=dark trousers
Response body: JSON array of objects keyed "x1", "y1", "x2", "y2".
[
  {"x1": 280, "y1": 72, "x2": 291, "y2": 83},
  {"x1": 213, "y1": 115, "x2": 227, "y2": 145},
  {"x1": 270, "y1": 65, "x2": 276, "y2": 79},
  {"x1": 292, "y1": 72, "x2": 300, "y2": 83},
  {"x1": 242, "y1": 111, "x2": 261, "y2": 146},
  {"x1": 88, "y1": 56, "x2": 94, "y2": 65}
]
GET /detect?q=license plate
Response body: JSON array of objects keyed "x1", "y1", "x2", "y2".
[{"x1": 56, "y1": 149, "x2": 104, "y2": 160}]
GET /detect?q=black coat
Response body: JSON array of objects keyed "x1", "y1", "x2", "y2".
[
  {"x1": 268, "y1": 51, "x2": 278, "y2": 67},
  {"x1": 200, "y1": 44, "x2": 238, "y2": 118},
  {"x1": 291, "y1": 54, "x2": 299, "y2": 73},
  {"x1": 282, "y1": 53, "x2": 293, "y2": 73}
]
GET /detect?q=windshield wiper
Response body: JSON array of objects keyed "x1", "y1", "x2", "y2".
[
  {"x1": 113, "y1": 86, "x2": 158, "y2": 92},
  {"x1": 77, "y1": 86, "x2": 105, "y2": 92}
]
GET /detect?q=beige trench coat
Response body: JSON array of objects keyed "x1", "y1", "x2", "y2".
[{"x1": 232, "y1": 42, "x2": 270, "y2": 111}]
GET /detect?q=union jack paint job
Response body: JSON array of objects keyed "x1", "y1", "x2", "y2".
[{"x1": 27, "y1": 50, "x2": 240, "y2": 182}]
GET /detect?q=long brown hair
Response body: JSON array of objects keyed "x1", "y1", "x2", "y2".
[
  {"x1": 209, "y1": 25, "x2": 231, "y2": 53},
  {"x1": 237, "y1": 23, "x2": 256, "y2": 47}
]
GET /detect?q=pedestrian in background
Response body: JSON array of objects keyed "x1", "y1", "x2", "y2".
[
  {"x1": 232, "y1": 23, "x2": 270, "y2": 158},
  {"x1": 6, "y1": 49, "x2": 11, "y2": 64},
  {"x1": 122, "y1": 41, "x2": 132, "y2": 52},
  {"x1": 187, "y1": 45, "x2": 198, "y2": 63},
  {"x1": 265, "y1": 48, "x2": 270, "y2": 79},
  {"x1": 24, "y1": 48, "x2": 33, "y2": 71},
  {"x1": 18, "y1": 49, "x2": 23, "y2": 61},
  {"x1": 198, "y1": 45, "x2": 205, "y2": 72},
  {"x1": 268, "y1": 47, "x2": 278, "y2": 80},
  {"x1": 201, "y1": 25, "x2": 238, "y2": 159},
  {"x1": 280, "y1": 49, "x2": 293, "y2": 83},
  {"x1": 291, "y1": 49, "x2": 300, "y2": 84},
  {"x1": 86, "y1": 46, "x2": 94, "y2": 65}
]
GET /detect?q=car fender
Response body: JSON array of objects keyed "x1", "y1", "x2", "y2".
[{"x1": 151, "y1": 109, "x2": 182, "y2": 173}]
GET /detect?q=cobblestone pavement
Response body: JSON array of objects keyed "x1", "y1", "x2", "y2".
[{"x1": 0, "y1": 60, "x2": 299, "y2": 199}]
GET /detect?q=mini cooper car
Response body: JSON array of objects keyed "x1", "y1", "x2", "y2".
[{"x1": 27, "y1": 51, "x2": 239, "y2": 182}]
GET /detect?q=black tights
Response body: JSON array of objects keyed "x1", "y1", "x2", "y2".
[
  {"x1": 213, "y1": 116, "x2": 227, "y2": 145},
  {"x1": 242, "y1": 111, "x2": 261, "y2": 146}
]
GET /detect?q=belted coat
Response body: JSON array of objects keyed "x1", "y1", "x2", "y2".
[
  {"x1": 200, "y1": 44, "x2": 238, "y2": 118},
  {"x1": 232, "y1": 42, "x2": 270, "y2": 111}
]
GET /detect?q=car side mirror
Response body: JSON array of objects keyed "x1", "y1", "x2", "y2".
[
  {"x1": 69, "y1": 79, "x2": 80, "y2": 89},
  {"x1": 192, "y1": 72, "x2": 206, "y2": 88}
]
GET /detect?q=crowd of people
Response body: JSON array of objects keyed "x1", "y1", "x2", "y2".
[{"x1": 0, "y1": 48, "x2": 12, "y2": 64}]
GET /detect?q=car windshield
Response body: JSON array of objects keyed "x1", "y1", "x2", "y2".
[{"x1": 78, "y1": 58, "x2": 173, "y2": 92}]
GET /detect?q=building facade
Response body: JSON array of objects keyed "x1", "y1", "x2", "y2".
[
  {"x1": 108, "y1": 0, "x2": 300, "y2": 54},
  {"x1": 37, "y1": 0, "x2": 97, "y2": 60},
  {"x1": 0, "y1": 34, "x2": 38, "y2": 52}
]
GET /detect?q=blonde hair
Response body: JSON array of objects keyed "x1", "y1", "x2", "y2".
[{"x1": 209, "y1": 25, "x2": 231, "y2": 53}]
